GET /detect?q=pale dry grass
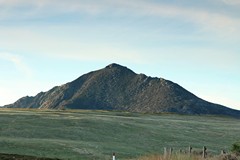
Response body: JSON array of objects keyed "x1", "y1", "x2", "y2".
[
  {"x1": 136, "y1": 154, "x2": 239, "y2": 160},
  {"x1": 137, "y1": 154, "x2": 198, "y2": 160}
]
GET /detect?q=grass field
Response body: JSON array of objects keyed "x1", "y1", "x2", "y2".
[{"x1": 0, "y1": 109, "x2": 239, "y2": 160}]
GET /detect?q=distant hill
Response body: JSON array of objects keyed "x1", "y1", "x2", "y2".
[{"x1": 3, "y1": 63, "x2": 240, "y2": 118}]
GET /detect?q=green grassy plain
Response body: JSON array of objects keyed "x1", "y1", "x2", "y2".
[{"x1": 0, "y1": 109, "x2": 239, "y2": 160}]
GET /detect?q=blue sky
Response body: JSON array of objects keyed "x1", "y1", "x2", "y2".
[{"x1": 0, "y1": 0, "x2": 239, "y2": 110}]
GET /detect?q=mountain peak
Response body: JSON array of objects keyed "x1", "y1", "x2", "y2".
[
  {"x1": 3, "y1": 64, "x2": 240, "y2": 118},
  {"x1": 105, "y1": 63, "x2": 126, "y2": 69},
  {"x1": 104, "y1": 63, "x2": 135, "y2": 74}
]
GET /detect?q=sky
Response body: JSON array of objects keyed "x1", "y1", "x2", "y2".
[{"x1": 0, "y1": 0, "x2": 239, "y2": 110}]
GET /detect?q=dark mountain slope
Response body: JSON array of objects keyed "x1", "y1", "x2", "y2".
[{"x1": 3, "y1": 63, "x2": 240, "y2": 117}]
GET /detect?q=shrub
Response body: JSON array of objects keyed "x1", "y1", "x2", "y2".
[{"x1": 231, "y1": 142, "x2": 240, "y2": 155}]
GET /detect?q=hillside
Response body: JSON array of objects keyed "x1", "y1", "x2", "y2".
[
  {"x1": 3, "y1": 63, "x2": 240, "y2": 117},
  {"x1": 0, "y1": 109, "x2": 240, "y2": 159}
]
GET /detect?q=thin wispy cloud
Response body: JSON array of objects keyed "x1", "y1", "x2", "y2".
[
  {"x1": 0, "y1": 0, "x2": 239, "y2": 59},
  {"x1": 0, "y1": 26, "x2": 146, "y2": 63},
  {"x1": 0, "y1": 0, "x2": 239, "y2": 38},
  {"x1": 222, "y1": 0, "x2": 240, "y2": 5},
  {"x1": 115, "y1": 0, "x2": 240, "y2": 38},
  {"x1": 0, "y1": 52, "x2": 33, "y2": 77},
  {"x1": 0, "y1": 0, "x2": 239, "y2": 65}
]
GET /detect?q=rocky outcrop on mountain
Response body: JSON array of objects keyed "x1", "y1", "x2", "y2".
[{"x1": 3, "y1": 63, "x2": 240, "y2": 118}]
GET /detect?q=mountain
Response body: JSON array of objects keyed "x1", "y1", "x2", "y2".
[{"x1": 3, "y1": 63, "x2": 240, "y2": 117}]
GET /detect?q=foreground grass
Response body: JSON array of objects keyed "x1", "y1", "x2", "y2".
[{"x1": 0, "y1": 108, "x2": 239, "y2": 159}]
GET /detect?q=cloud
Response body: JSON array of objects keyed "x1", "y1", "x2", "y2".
[
  {"x1": 0, "y1": 0, "x2": 108, "y2": 18},
  {"x1": 115, "y1": 1, "x2": 240, "y2": 37},
  {"x1": 0, "y1": 0, "x2": 239, "y2": 38},
  {"x1": 0, "y1": 52, "x2": 33, "y2": 77},
  {"x1": 0, "y1": 26, "x2": 147, "y2": 64},
  {"x1": 222, "y1": 0, "x2": 240, "y2": 5},
  {"x1": 0, "y1": 0, "x2": 239, "y2": 63}
]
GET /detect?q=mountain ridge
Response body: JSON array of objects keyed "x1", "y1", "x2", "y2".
[{"x1": 3, "y1": 63, "x2": 240, "y2": 118}]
